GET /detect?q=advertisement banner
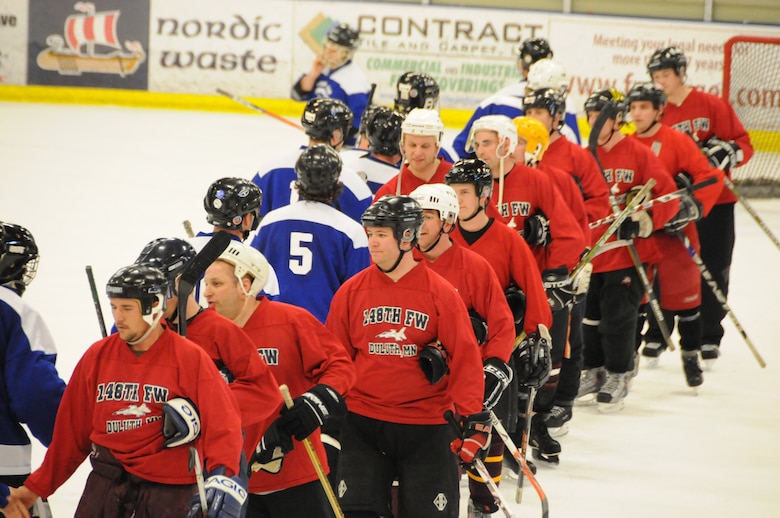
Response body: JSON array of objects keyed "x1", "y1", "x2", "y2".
[
  {"x1": 147, "y1": 0, "x2": 294, "y2": 96},
  {"x1": 27, "y1": 0, "x2": 149, "y2": 89},
  {"x1": 0, "y1": 0, "x2": 28, "y2": 85}
]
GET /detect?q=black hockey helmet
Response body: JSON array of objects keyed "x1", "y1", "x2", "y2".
[
  {"x1": 358, "y1": 104, "x2": 383, "y2": 137},
  {"x1": 361, "y1": 195, "x2": 424, "y2": 246},
  {"x1": 444, "y1": 158, "x2": 494, "y2": 199},
  {"x1": 326, "y1": 23, "x2": 359, "y2": 51},
  {"x1": 0, "y1": 222, "x2": 39, "y2": 296},
  {"x1": 106, "y1": 263, "x2": 168, "y2": 324},
  {"x1": 626, "y1": 82, "x2": 667, "y2": 110},
  {"x1": 584, "y1": 88, "x2": 627, "y2": 120},
  {"x1": 301, "y1": 98, "x2": 354, "y2": 143},
  {"x1": 647, "y1": 47, "x2": 687, "y2": 78},
  {"x1": 204, "y1": 177, "x2": 262, "y2": 231},
  {"x1": 523, "y1": 87, "x2": 565, "y2": 119},
  {"x1": 518, "y1": 38, "x2": 553, "y2": 71},
  {"x1": 135, "y1": 237, "x2": 196, "y2": 282},
  {"x1": 366, "y1": 107, "x2": 405, "y2": 156},
  {"x1": 295, "y1": 144, "x2": 343, "y2": 199},
  {"x1": 394, "y1": 72, "x2": 440, "y2": 113}
]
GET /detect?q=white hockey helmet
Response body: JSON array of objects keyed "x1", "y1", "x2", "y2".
[
  {"x1": 401, "y1": 108, "x2": 444, "y2": 146},
  {"x1": 466, "y1": 114, "x2": 518, "y2": 154},
  {"x1": 409, "y1": 183, "x2": 459, "y2": 225},
  {"x1": 526, "y1": 58, "x2": 569, "y2": 96},
  {"x1": 217, "y1": 241, "x2": 270, "y2": 297}
]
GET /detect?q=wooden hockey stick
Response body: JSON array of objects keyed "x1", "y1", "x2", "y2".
[
  {"x1": 216, "y1": 88, "x2": 304, "y2": 131},
  {"x1": 676, "y1": 232, "x2": 766, "y2": 368},
  {"x1": 280, "y1": 385, "x2": 345, "y2": 518},
  {"x1": 489, "y1": 410, "x2": 549, "y2": 518},
  {"x1": 85, "y1": 265, "x2": 107, "y2": 338}
]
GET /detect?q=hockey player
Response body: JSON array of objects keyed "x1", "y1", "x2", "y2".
[
  {"x1": 523, "y1": 58, "x2": 581, "y2": 144},
  {"x1": 340, "y1": 106, "x2": 404, "y2": 194},
  {"x1": 194, "y1": 176, "x2": 280, "y2": 300},
  {"x1": 578, "y1": 89, "x2": 678, "y2": 412},
  {"x1": 373, "y1": 108, "x2": 453, "y2": 199},
  {"x1": 409, "y1": 184, "x2": 515, "y2": 516},
  {"x1": 291, "y1": 23, "x2": 371, "y2": 141},
  {"x1": 626, "y1": 82, "x2": 724, "y2": 385},
  {"x1": 250, "y1": 145, "x2": 370, "y2": 324},
  {"x1": 325, "y1": 195, "x2": 487, "y2": 518},
  {"x1": 452, "y1": 38, "x2": 553, "y2": 158},
  {"x1": 251, "y1": 98, "x2": 373, "y2": 223},
  {"x1": 8, "y1": 263, "x2": 247, "y2": 517},
  {"x1": 443, "y1": 159, "x2": 557, "y2": 465},
  {"x1": 0, "y1": 223, "x2": 65, "y2": 517},
  {"x1": 393, "y1": 71, "x2": 440, "y2": 114},
  {"x1": 203, "y1": 241, "x2": 355, "y2": 518},
  {"x1": 135, "y1": 237, "x2": 283, "y2": 462},
  {"x1": 649, "y1": 46, "x2": 754, "y2": 367}
]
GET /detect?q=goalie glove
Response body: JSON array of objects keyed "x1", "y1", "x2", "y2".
[
  {"x1": 513, "y1": 324, "x2": 552, "y2": 389},
  {"x1": 542, "y1": 266, "x2": 575, "y2": 311},
  {"x1": 703, "y1": 136, "x2": 743, "y2": 171},
  {"x1": 419, "y1": 340, "x2": 449, "y2": 384},
  {"x1": 278, "y1": 384, "x2": 346, "y2": 441},
  {"x1": 665, "y1": 195, "x2": 702, "y2": 233},
  {"x1": 482, "y1": 358, "x2": 513, "y2": 410},
  {"x1": 162, "y1": 398, "x2": 201, "y2": 448},
  {"x1": 187, "y1": 467, "x2": 247, "y2": 518},
  {"x1": 449, "y1": 411, "x2": 492, "y2": 465},
  {"x1": 523, "y1": 213, "x2": 550, "y2": 246},
  {"x1": 249, "y1": 420, "x2": 294, "y2": 474}
]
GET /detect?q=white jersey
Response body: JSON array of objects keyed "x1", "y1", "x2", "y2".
[{"x1": 340, "y1": 149, "x2": 401, "y2": 195}]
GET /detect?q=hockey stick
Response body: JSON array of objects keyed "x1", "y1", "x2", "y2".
[
  {"x1": 189, "y1": 447, "x2": 209, "y2": 515},
  {"x1": 85, "y1": 265, "x2": 107, "y2": 338},
  {"x1": 216, "y1": 88, "x2": 304, "y2": 132},
  {"x1": 514, "y1": 386, "x2": 535, "y2": 505},
  {"x1": 675, "y1": 232, "x2": 766, "y2": 368},
  {"x1": 444, "y1": 410, "x2": 516, "y2": 518},
  {"x1": 176, "y1": 231, "x2": 232, "y2": 337},
  {"x1": 724, "y1": 176, "x2": 780, "y2": 253},
  {"x1": 280, "y1": 385, "x2": 345, "y2": 518},
  {"x1": 588, "y1": 176, "x2": 718, "y2": 229},
  {"x1": 489, "y1": 410, "x2": 549, "y2": 518},
  {"x1": 183, "y1": 220, "x2": 195, "y2": 239},
  {"x1": 589, "y1": 108, "x2": 675, "y2": 353}
]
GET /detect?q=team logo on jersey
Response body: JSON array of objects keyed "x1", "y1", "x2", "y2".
[
  {"x1": 376, "y1": 327, "x2": 407, "y2": 341},
  {"x1": 433, "y1": 493, "x2": 448, "y2": 511},
  {"x1": 500, "y1": 200, "x2": 531, "y2": 218},
  {"x1": 112, "y1": 403, "x2": 151, "y2": 417}
]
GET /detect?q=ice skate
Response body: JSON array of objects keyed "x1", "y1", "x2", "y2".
[
  {"x1": 597, "y1": 371, "x2": 630, "y2": 413},
  {"x1": 641, "y1": 341, "x2": 666, "y2": 367},
  {"x1": 682, "y1": 350, "x2": 704, "y2": 391},
  {"x1": 545, "y1": 405, "x2": 572, "y2": 438},
  {"x1": 467, "y1": 498, "x2": 497, "y2": 517},
  {"x1": 700, "y1": 344, "x2": 720, "y2": 371},
  {"x1": 575, "y1": 367, "x2": 605, "y2": 405},
  {"x1": 529, "y1": 414, "x2": 561, "y2": 465}
]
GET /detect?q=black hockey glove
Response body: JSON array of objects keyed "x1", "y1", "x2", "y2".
[
  {"x1": 469, "y1": 309, "x2": 488, "y2": 345},
  {"x1": 162, "y1": 398, "x2": 201, "y2": 448},
  {"x1": 449, "y1": 411, "x2": 493, "y2": 465},
  {"x1": 618, "y1": 210, "x2": 653, "y2": 240},
  {"x1": 523, "y1": 213, "x2": 550, "y2": 246},
  {"x1": 278, "y1": 384, "x2": 346, "y2": 441},
  {"x1": 664, "y1": 195, "x2": 703, "y2": 233},
  {"x1": 483, "y1": 358, "x2": 513, "y2": 410},
  {"x1": 419, "y1": 340, "x2": 449, "y2": 384},
  {"x1": 542, "y1": 266, "x2": 575, "y2": 311},
  {"x1": 187, "y1": 466, "x2": 247, "y2": 518},
  {"x1": 703, "y1": 137, "x2": 743, "y2": 171},
  {"x1": 249, "y1": 420, "x2": 294, "y2": 474},
  {"x1": 504, "y1": 285, "x2": 526, "y2": 336},
  {"x1": 513, "y1": 325, "x2": 552, "y2": 389}
]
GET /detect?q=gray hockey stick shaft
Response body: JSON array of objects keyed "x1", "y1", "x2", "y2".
[
  {"x1": 85, "y1": 265, "x2": 107, "y2": 338},
  {"x1": 472, "y1": 457, "x2": 517, "y2": 518},
  {"x1": 216, "y1": 88, "x2": 304, "y2": 132},
  {"x1": 676, "y1": 232, "x2": 766, "y2": 368},
  {"x1": 724, "y1": 176, "x2": 780, "y2": 253},
  {"x1": 189, "y1": 447, "x2": 209, "y2": 514}
]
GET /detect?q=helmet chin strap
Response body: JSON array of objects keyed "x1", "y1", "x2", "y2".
[
  {"x1": 127, "y1": 310, "x2": 164, "y2": 347},
  {"x1": 637, "y1": 119, "x2": 659, "y2": 136},
  {"x1": 377, "y1": 245, "x2": 408, "y2": 274},
  {"x1": 461, "y1": 204, "x2": 483, "y2": 222},
  {"x1": 419, "y1": 223, "x2": 446, "y2": 253}
]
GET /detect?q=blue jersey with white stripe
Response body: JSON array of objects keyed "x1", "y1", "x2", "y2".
[
  {"x1": 0, "y1": 286, "x2": 65, "y2": 474},
  {"x1": 252, "y1": 146, "x2": 373, "y2": 223},
  {"x1": 341, "y1": 150, "x2": 401, "y2": 195},
  {"x1": 250, "y1": 200, "x2": 370, "y2": 323}
]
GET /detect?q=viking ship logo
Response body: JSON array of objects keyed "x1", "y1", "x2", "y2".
[{"x1": 36, "y1": 2, "x2": 145, "y2": 77}]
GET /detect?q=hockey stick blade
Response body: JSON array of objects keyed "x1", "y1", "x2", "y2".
[{"x1": 177, "y1": 231, "x2": 232, "y2": 337}]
